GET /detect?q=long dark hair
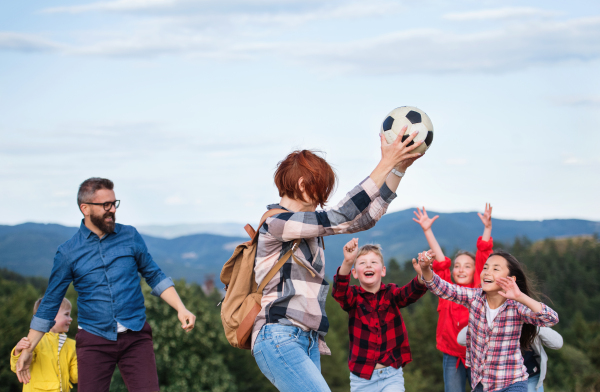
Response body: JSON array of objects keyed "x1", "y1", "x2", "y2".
[{"x1": 489, "y1": 250, "x2": 541, "y2": 350}]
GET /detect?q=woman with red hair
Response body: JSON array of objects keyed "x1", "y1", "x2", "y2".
[{"x1": 252, "y1": 128, "x2": 423, "y2": 392}]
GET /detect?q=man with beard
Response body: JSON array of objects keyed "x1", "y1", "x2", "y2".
[{"x1": 16, "y1": 177, "x2": 196, "y2": 392}]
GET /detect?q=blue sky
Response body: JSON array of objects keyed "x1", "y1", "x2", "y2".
[{"x1": 1, "y1": 0, "x2": 599, "y2": 227}]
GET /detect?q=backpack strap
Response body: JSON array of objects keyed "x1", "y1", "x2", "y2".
[
  {"x1": 257, "y1": 238, "x2": 302, "y2": 294},
  {"x1": 246, "y1": 208, "x2": 289, "y2": 244},
  {"x1": 251, "y1": 208, "x2": 317, "y2": 294}
]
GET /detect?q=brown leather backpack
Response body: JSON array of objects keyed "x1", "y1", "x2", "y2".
[{"x1": 219, "y1": 209, "x2": 302, "y2": 350}]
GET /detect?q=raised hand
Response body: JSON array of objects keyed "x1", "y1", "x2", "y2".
[
  {"x1": 413, "y1": 207, "x2": 439, "y2": 232},
  {"x1": 417, "y1": 250, "x2": 435, "y2": 271},
  {"x1": 496, "y1": 277, "x2": 521, "y2": 300},
  {"x1": 415, "y1": 249, "x2": 435, "y2": 281},
  {"x1": 477, "y1": 203, "x2": 492, "y2": 229},
  {"x1": 397, "y1": 155, "x2": 422, "y2": 173},
  {"x1": 411, "y1": 258, "x2": 423, "y2": 275},
  {"x1": 380, "y1": 126, "x2": 423, "y2": 169},
  {"x1": 339, "y1": 238, "x2": 359, "y2": 275},
  {"x1": 14, "y1": 337, "x2": 30, "y2": 355},
  {"x1": 343, "y1": 238, "x2": 359, "y2": 264}
]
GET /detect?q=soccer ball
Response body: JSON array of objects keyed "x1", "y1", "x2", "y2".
[{"x1": 380, "y1": 106, "x2": 434, "y2": 155}]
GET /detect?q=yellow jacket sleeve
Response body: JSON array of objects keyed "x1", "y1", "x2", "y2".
[
  {"x1": 67, "y1": 339, "x2": 78, "y2": 385},
  {"x1": 69, "y1": 352, "x2": 78, "y2": 384},
  {"x1": 10, "y1": 347, "x2": 20, "y2": 373}
]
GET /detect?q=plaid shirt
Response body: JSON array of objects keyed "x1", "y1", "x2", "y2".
[
  {"x1": 425, "y1": 273, "x2": 559, "y2": 392},
  {"x1": 252, "y1": 177, "x2": 396, "y2": 354},
  {"x1": 332, "y1": 270, "x2": 427, "y2": 379}
]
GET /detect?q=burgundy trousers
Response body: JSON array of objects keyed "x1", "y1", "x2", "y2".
[{"x1": 76, "y1": 322, "x2": 160, "y2": 392}]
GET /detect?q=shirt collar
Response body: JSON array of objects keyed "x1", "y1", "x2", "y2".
[
  {"x1": 267, "y1": 203, "x2": 291, "y2": 212},
  {"x1": 79, "y1": 220, "x2": 94, "y2": 239},
  {"x1": 356, "y1": 282, "x2": 386, "y2": 295}
]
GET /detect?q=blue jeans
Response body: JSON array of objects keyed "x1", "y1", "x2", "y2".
[
  {"x1": 473, "y1": 380, "x2": 528, "y2": 392},
  {"x1": 253, "y1": 324, "x2": 331, "y2": 392},
  {"x1": 527, "y1": 374, "x2": 543, "y2": 392},
  {"x1": 350, "y1": 366, "x2": 405, "y2": 392},
  {"x1": 443, "y1": 354, "x2": 471, "y2": 392}
]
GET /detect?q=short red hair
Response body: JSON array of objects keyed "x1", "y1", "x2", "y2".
[{"x1": 274, "y1": 150, "x2": 337, "y2": 208}]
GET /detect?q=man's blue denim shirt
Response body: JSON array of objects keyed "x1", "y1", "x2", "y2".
[{"x1": 31, "y1": 221, "x2": 174, "y2": 341}]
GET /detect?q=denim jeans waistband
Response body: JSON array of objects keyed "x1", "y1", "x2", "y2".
[
  {"x1": 260, "y1": 324, "x2": 319, "y2": 340},
  {"x1": 370, "y1": 366, "x2": 402, "y2": 379}
]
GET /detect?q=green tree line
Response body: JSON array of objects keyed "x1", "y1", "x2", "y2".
[{"x1": 1, "y1": 236, "x2": 599, "y2": 391}]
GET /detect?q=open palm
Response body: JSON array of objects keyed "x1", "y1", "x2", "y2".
[
  {"x1": 477, "y1": 203, "x2": 492, "y2": 228},
  {"x1": 413, "y1": 207, "x2": 439, "y2": 231},
  {"x1": 496, "y1": 277, "x2": 522, "y2": 300}
]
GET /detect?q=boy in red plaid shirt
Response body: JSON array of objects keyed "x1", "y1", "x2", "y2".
[{"x1": 332, "y1": 238, "x2": 427, "y2": 392}]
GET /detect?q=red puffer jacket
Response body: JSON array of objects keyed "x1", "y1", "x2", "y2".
[{"x1": 432, "y1": 236, "x2": 493, "y2": 366}]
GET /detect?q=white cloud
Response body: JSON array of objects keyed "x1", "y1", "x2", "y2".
[
  {"x1": 43, "y1": 0, "x2": 190, "y2": 14},
  {"x1": 443, "y1": 7, "x2": 559, "y2": 21},
  {"x1": 165, "y1": 195, "x2": 186, "y2": 205},
  {"x1": 0, "y1": 32, "x2": 62, "y2": 52},
  {"x1": 289, "y1": 16, "x2": 600, "y2": 74},
  {"x1": 3, "y1": 4, "x2": 600, "y2": 75},
  {"x1": 563, "y1": 157, "x2": 585, "y2": 165},
  {"x1": 42, "y1": 0, "x2": 397, "y2": 19},
  {"x1": 0, "y1": 121, "x2": 279, "y2": 159},
  {"x1": 552, "y1": 95, "x2": 600, "y2": 107}
]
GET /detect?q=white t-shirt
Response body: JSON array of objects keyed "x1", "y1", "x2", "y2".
[
  {"x1": 485, "y1": 300, "x2": 501, "y2": 329},
  {"x1": 78, "y1": 321, "x2": 128, "y2": 333}
]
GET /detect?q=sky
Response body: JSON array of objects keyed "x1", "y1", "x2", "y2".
[{"x1": 1, "y1": 0, "x2": 599, "y2": 227}]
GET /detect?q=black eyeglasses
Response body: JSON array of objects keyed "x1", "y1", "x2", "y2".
[{"x1": 85, "y1": 200, "x2": 120, "y2": 211}]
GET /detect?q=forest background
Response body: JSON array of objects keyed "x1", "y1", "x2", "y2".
[{"x1": 2, "y1": 235, "x2": 599, "y2": 392}]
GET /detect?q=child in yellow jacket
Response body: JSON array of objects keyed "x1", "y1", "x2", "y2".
[{"x1": 11, "y1": 297, "x2": 77, "y2": 392}]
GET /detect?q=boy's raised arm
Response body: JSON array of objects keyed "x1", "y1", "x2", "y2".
[
  {"x1": 392, "y1": 277, "x2": 427, "y2": 308},
  {"x1": 332, "y1": 238, "x2": 359, "y2": 310},
  {"x1": 338, "y1": 238, "x2": 358, "y2": 276}
]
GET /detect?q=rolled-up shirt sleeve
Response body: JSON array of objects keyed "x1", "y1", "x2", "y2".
[
  {"x1": 518, "y1": 302, "x2": 559, "y2": 327},
  {"x1": 379, "y1": 181, "x2": 396, "y2": 203},
  {"x1": 133, "y1": 230, "x2": 174, "y2": 297},
  {"x1": 150, "y1": 277, "x2": 175, "y2": 297},
  {"x1": 31, "y1": 249, "x2": 73, "y2": 332}
]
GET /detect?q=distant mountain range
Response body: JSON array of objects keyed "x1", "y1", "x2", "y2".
[
  {"x1": 1, "y1": 210, "x2": 598, "y2": 284},
  {"x1": 137, "y1": 223, "x2": 247, "y2": 239}
]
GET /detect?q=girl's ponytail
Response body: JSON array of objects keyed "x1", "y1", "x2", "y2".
[{"x1": 489, "y1": 250, "x2": 541, "y2": 349}]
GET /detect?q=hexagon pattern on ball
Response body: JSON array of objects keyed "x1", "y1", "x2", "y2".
[{"x1": 380, "y1": 106, "x2": 434, "y2": 155}]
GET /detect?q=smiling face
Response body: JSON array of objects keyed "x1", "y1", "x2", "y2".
[
  {"x1": 453, "y1": 254, "x2": 475, "y2": 285},
  {"x1": 50, "y1": 305, "x2": 73, "y2": 333},
  {"x1": 352, "y1": 251, "x2": 386, "y2": 292},
  {"x1": 481, "y1": 255, "x2": 515, "y2": 292},
  {"x1": 82, "y1": 188, "x2": 117, "y2": 234}
]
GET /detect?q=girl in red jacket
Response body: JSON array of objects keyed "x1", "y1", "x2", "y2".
[{"x1": 413, "y1": 204, "x2": 493, "y2": 392}]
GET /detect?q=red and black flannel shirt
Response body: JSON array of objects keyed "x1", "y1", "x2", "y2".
[{"x1": 332, "y1": 267, "x2": 427, "y2": 379}]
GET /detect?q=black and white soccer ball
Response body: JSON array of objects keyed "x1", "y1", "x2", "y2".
[{"x1": 380, "y1": 106, "x2": 434, "y2": 155}]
